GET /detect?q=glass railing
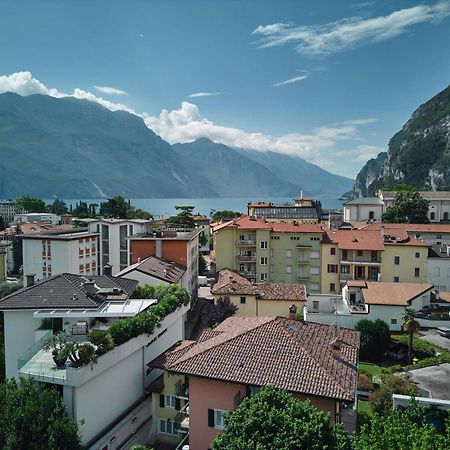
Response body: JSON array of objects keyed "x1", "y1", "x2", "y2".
[{"x1": 18, "y1": 329, "x2": 53, "y2": 371}]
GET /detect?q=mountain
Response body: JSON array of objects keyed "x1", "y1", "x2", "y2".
[
  {"x1": 0, "y1": 92, "x2": 352, "y2": 199},
  {"x1": 234, "y1": 148, "x2": 354, "y2": 198},
  {"x1": 353, "y1": 84, "x2": 450, "y2": 196}
]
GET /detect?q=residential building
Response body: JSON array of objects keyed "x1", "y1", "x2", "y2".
[
  {"x1": 0, "y1": 199, "x2": 19, "y2": 222},
  {"x1": 22, "y1": 228, "x2": 99, "y2": 281},
  {"x1": 305, "y1": 281, "x2": 434, "y2": 331},
  {"x1": 118, "y1": 255, "x2": 192, "y2": 294},
  {"x1": 379, "y1": 191, "x2": 450, "y2": 223},
  {"x1": 212, "y1": 216, "x2": 324, "y2": 293},
  {"x1": 149, "y1": 316, "x2": 359, "y2": 449},
  {"x1": 404, "y1": 223, "x2": 450, "y2": 246},
  {"x1": 14, "y1": 212, "x2": 60, "y2": 225},
  {"x1": 247, "y1": 194, "x2": 322, "y2": 224},
  {"x1": 193, "y1": 214, "x2": 211, "y2": 247},
  {"x1": 343, "y1": 197, "x2": 383, "y2": 222},
  {"x1": 427, "y1": 245, "x2": 450, "y2": 291},
  {"x1": 78, "y1": 218, "x2": 153, "y2": 275},
  {"x1": 0, "y1": 273, "x2": 189, "y2": 448},
  {"x1": 211, "y1": 269, "x2": 307, "y2": 317},
  {"x1": 321, "y1": 226, "x2": 429, "y2": 294},
  {"x1": 129, "y1": 228, "x2": 200, "y2": 299}
]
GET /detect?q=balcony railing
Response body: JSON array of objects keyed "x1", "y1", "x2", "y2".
[
  {"x1": 297, "y1": 273, "x2": 309, "y2": 280},
  {"x1": 297, "y1": 258, "x2": 310, "y2": 264},
  {"x1": 236, "y1": 255, "x2": 256, "y2": 262},
  {"x1": 340, "y1": 257, "x2": 381, "y2": 264},
  {"x1": 237, "y1": 240, "x2": 256, "y2": 246},
  {"x1": 239, "y1": 271, "x2": 256, "y2": 278},
  {"x1": 339, "y1": 273, "x2": 378, "y2": 282}
]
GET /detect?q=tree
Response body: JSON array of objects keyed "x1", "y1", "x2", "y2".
[
  {"x1": 166, "y1": 205, "x2": 195, "y2": 227},
  {"x1": 72, "y1": 201, "x2": 90, "y2": 218},
  {"x1": 99, "y1": 197, "x2": 152, "y2": 220},
  {"x1": 199, "y1": 251, "x2": 207, "y2": 275},
  {"x1": 0, "y1": 378, "x2": 82, "y2": 450},
  {"x1": 355, "y1": 319, "x2": 390, "y2": 362},
  {"x1": 201, "y1": 297, "x2": 238, "y2": 327},
  {"x1": 210, "y1": 210, "x2": 242, "y2": 223},
  {"x1": 403, "y1": 308, "x2": 420, "y2": 365},
  {"x1": 382, "y1": 190, "x2": 429, "y2": 223},
  {"x1": 212, "y1": 385, "x2": 351, "y2": 450},
  {"x1": 0, "y1": 216, "x2": 5, "y2": 231},
  {"x1": 15, "y1": 195, "x2": 46, "y2": 213},
  {"x1": 47, "y1": 199, "x2": 68, "y2": 215},
  {"x1": 11, "y1": 225, "x2": 23, "y2": 274}
]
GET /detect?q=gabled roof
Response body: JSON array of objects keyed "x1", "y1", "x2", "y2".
[
  {"x1": 344, "y1": 197, "x2": 383, "y2": 206},
  {"x1": 0, "y1": 273, "x2": 138, "y2": 310},
  {"x1": 163, "y1": 316, "x2": 359, "y2": 401},
  {"x1": 117, "y1": 256, "x2": 186, "y2": 283},
  {"x1": 324, "y1": 229, "x2": 385, "y2": 250}
]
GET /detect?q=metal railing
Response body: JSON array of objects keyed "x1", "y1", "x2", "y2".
[
  {"x1": 237, "y1": 240, "x2": 256, "y2": 246},
  {"x1": 236, "y1": 255, "x2": 256, "y2": 262}
]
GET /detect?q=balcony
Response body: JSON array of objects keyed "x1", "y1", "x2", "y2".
[
  {"x1": 236, "y1": 255, "x2": 256, "y2": 262},
  {"x1": 176, "y1": 402, "x2": 190, "y2": 431},
  {"x1": 339, "y1": 273, "x2": 378, "y2": 282},
  {"x1": 238, "y1": 270, "x2": 256, "y2": 278},
  {"x1": 297, "y1": 258, "x2": 310, "y2": 264},
  {"x1": 237, "y1": 239, "x2": 256, "y2": 246},
  {"x1": 297, "y1": 273, "x2": 309, "y2": 280}
]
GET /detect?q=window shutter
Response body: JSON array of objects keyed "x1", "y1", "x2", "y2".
[
  {"x1": 208, "y1": 409, "x2": 214, "y2": 427},
  {"x1": 159, "y1": 394, "x2": 165, "y2": 408},
  {"x1": 175, "y1": 397, "x2": 181, "y2": 410}
]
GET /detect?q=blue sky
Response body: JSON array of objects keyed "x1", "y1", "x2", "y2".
[{"x1": 0, "y1": 0, "x2": 449, "y2": 178}]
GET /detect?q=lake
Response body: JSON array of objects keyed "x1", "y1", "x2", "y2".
[{"x1": 57, "y1": 196, "x2": 344, "y2": 219}]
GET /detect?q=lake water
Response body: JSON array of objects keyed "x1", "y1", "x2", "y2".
[{"x1": 57, "y1": 196, "x2": 344, "y2": 219}]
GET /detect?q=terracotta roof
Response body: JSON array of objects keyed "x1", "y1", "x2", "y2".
[
  {"x1": 164, "y1": 316, "x2": 359, "y2": 401},
  {"x1": 117, "y1": 256, "x2": 186, "y2": 283},
  {"x1": 324, "y1": 229, "x2": 385, "y2": 250},
  {"x1": 405, "y1": 224, "x2": 450, "y2": 234},
  {"x1": 359, "y1": 282, "x2": 433, "y2": 306},
  {"x1": 439, "y1": 292, "x2": 450, "y2": 303},
  {"x1": 193, "y1": 215, "x2": 209, "y2": 221},
  {"x1": 212, "y1": 270, "x2": 307, "y2": 301},
  {"x1": 149, "y1": 340, "x2": 196, "y2": 369},
  {"x1": 347, "y1": 281, "x2": 367, "y2": 288}
]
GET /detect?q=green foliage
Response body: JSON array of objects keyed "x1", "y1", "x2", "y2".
[
  {"x1": 99, "y1": 196, "x2": 152, "y2": 220},
  {"x1": 109, "y1": 284, "x2": 189, "y2": 346},
  {"x1": 11, "y1": 226, "x2": 23, "y2": 274},
  {"x1": 395, "y1": 335, "x2": 437, "y2": 356},
  {"x1": 0, "y1": 216, "x2": 5, "y2": 231},
  {"x1": 42, "y1": 332, "x2": 70, "y2": 354},
  {"x1": 201, "y1": 297, "x2": 238, "y2": 328},
  {"x1": 47, "y1": 198, "x2": 68, "y2": 215},
  {"x1": 87, "y1": 329, "x2": 114, "y2": 355},
  {"x1": 403, "y1": 309, "x2": 421, "y2": 364},
  {"x1": 354, "y1": 400, "x2": 450, "y2": 449},
  {"x1": 382, "y1": 183, "x2": 419, "y2": 192},
  {"x1": 0, "y1": 378, "x2": 82, "y2": 449},
  {"x1": 199, "y1": 251, "x2": 207, "y2": 275},
  {"x1": 68, "y1": 343, "x2": 97, "y2": 368},
  {"x1": 15, "y1": 195, "x2": 46, "y2": 213},
  {"x1": 355, "y1": 319, "x2": 390, "y2": 362},
  {"x1": 382, "y1": 190, "x2": 429, "y2": 223},
  {"x1": 391, "y1": 353, "x2": 450, "y2": 373},
  {"x1": 210, "y1": 209, "x2": 242, "y2": 222},
  {"x1": 166, "y1": 205, "x2": 195, "y2": 228},
  {"x1": 212, "y1": 385, "x2": 351, "y2": 450},
  {"x1": 0, "y1": 281, "x2": 23, "y2": 299},
  {"x1": 130, "y1": 446, "x2": 153, "y2": 450}
]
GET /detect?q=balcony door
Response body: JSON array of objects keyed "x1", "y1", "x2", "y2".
[
  {"x1": 355, "y1": 266, "x2": 365, "y2": 280},
  {"x1": 52, "y1": 318, "x2": 63, "y2": 334}
]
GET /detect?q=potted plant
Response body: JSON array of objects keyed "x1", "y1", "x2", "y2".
[
  {"x1": 42, "y1": 332, "x2": 70, "y2": 368},
  {"x1": 68, "y1": 343, "x2": 97, "y2": 368}
]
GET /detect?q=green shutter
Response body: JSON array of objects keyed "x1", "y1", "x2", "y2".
[
  {"x1": 208, "y1": 409, "x2": 214, "y2": 427},
  {"x1": 159, "y1": 394, "x2": 165, "y2": 408}
]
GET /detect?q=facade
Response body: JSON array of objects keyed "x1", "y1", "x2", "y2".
[
  {"x1": 0, "y1": 199, "x2": 19, "y2": 222},
  {"x1": 129, "y1": 228, "x2": 200, "y2": 299},
  {"x1": 247, "y1": 195, "x2": 322, "y2": 224},
  {"x1": 343, "y1": 197, "x2": 383, "y2": 222},
  {"x1": 427, "y1": 245, "x2": 450, "y2": 291},
  {"x1": 404, "y1": 223, "x2": 450, "y2": 246},
  {"x1": 212, "y1": 216, "x2": 324, "y2": 293},
  {"x1": 79, "y1": 218, "x2": 152, "y2": 275},
  {"x1": 211, "y1": 269, "x2": 307, "y2": 317},
  {"x1": 305, "y1": 281, "x2": 434, "y2": 331},
  {"x1": 193, "y1": 214, "x2": 211, "y2": 247},
  {"x1": 150, "y1": 316, "x2": 359, "y2": 450},
  {"x1": 0, "y1": 273, "x2": 189, "y2": 448},
  {"x1": 22, "y1": 229, "x2": 99, "y2": 281},
  {"x1": 14, "y1": 212, "x2": 60, "y2": 225}
]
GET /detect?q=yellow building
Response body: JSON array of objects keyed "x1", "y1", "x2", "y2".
[{"x1": 212, "y1": 269, "x2": 307, "y2": 317}]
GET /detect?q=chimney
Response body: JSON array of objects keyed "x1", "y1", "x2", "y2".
[
  {"x1": 289, "y1": 304, "x2": 298, "y2": 320},
  {"x1": 103, "y1": 263, "x2": 112, "y2": 277},
  {"x1": 330, "y1": 338, "x2": 342, "y2": 360},
  {"x1": 83, "y1": 280, "x2": 96, "y2": 296},
  {"x1": 137, "y1": 257, "x2": 141, "y2": 263},
  {"x1": 25, "y1": 274, "x2": 35, "y2": 287}
]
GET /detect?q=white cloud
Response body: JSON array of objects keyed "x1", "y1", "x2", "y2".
[
  {"x1": 187, "y1": 92, "x2": 222, "y2": 98},
  {"x1": 253, "y1": 1, "x2": 450, "y2": 55},
  {"x1": 94, "y1": 85, "x2": 128, "y2": 95},
  {"x1": 273, "y1": 75, "x2": 308, "y2": 87},
  {"x1": 343, "y1": 118, "x2": 378, "y2": 125}
]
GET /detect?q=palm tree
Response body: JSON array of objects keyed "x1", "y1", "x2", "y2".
[{"x1": 403, "y1": 308, "x2": 420, "y2": 364}]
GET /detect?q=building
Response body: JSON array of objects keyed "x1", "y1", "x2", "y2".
[
  {"x1": 193, "y1": 214, "x2": 211, "y2": 248},
  {"x1": 14, "y1": 212, "x2": 60, "y2": 225},
  {"x1": 22, "y1": 228, "x2": 99, "y2": 281},
  {"x1": 403, "y1": 223, "x2": 450, "y2": 246},
  {"x1": 149, "y1": 316, "x2": 359, "y2": 449},
  {"x1": 321, "y1": 226, "x2": 429, "y2": 294},
  {"x1": 379, "y1": 191, "x2": 450, "y2": 223},
  {"x1": 0, "y1": 199, "x2": 19, "y2": 222},
  {"x1": 212, "y1": 216, "x2": 324, "y2": 293},
  {"x1": 129, "y1": 228, "x2": 200, "y2": 299},
  {"x1": 427, "y1": 245, "x2": 450, "y2": 291},
  {"x1": 211, "y1": 269, "x2": 307, "y2": 317},
  {"x1": 343, "y1": 197, "x2": 384, "y2": 222},
  {"x1": 78, "y1": 218, "x2": 153, "y2": 275},
  {"x1": 117, "y1": 255, "x2": 192, "y2": 294},
  {"x1": 305, "y1": 281, "x2": 434, "y2": 331},
  {"x1": 0, "y1": 243, "x2": 7, "y2": 282},
  {"x1": 247, "y1": 195, "x2": 322, "y2": 224},
  {"x1": 0, "y1": 273, "x2": 189, "y2": 448}
]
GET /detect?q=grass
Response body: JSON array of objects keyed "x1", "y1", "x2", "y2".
[
  {"x1": 359, "y1": 363, "x2": 383, "y2": 376},
  {"x1": 358, "y1": 400, "x2": 372, "y2": 416}
]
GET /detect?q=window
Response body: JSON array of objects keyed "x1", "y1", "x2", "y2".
[
  {"x1": 309, "y1": 283, "x2": 320, "y2": 291},
  {"x1": 431, "y1": 212, "x2": 436, "y2": 220},
  {"x1": 260, "y1": 257, "x2": 267, "y2": 265},
  {"x1": 310, "y1": 266, "x2": 320, "y2": 275},
  {"x1": 327, "y1": 264, "x2": 338, "y2": 273},
  {"x1": 415, "y1": 267, "x2": 420, "y2": 278},
  {"x1": 444, "y1": 213, "x2": 449, "y2": 221},
  {"x1": 357, "y1": 250, "x2": 363, "y2": 257},
  {"x1": 437, "y1": 234, "x2": 442, "y2": 239},
  {"x1": 415, "y1": 252, "x2": 420, "y2": 259},
  {"x1": 260, "y1": 241, "x2": 268, "y2": 249},
  {"x1": 391, "y1": 318, "x2": 397, "y2": 325},
  {"x1": 260, "y1": 273, "x2": 267, "y2": 282},
  {"x1": 394, "y1": 256, "x2": 400, "y2": 265},
  {"x1": 394, "y1": 276, "x2": 399, "y2": 283},
  {"x1": 330, "y1": 247, "x2": 336, "y2": 255},
  {"x1": 286, "y1": 265, "x2": 292, "y2": 274},
  {"x1": 330, "y1": 283, "x2": 336, "y2": 292},
  {"x1": 162, "y1": 395, "x2": 177, "y2": 408},
  {"x1": 239, "y1": 235, "x2": 244, "y2": 241},
  {"x1": 312, "y1": 300, "x2": 319, "y2": 311},
  {"x1": 208, "y1": 409, "x2": 225, "y2": 430},
  {"x1": 286, "y1": 249, "x2": 292, "y2": 258},
  {"x1": 240, "y1": 296, "x2": 246, "y2": 304},
  {"x1": 340, "y1": 265, "x2": 350, "y2": 274},
  {"x1": 434, "y1": 267, "x2": 441, "y2": 277},
  {"x1": 159, "y1": 419, "x2": 178, "y2": 435},
  {"x1": 310, "y1": 251, "x2": 320, "y2": 259},
  {"x1": 369, "y1": 211, "x2": 374, "y2": 220}
]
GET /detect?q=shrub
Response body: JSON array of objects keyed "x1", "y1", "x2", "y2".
[
  {"x1": 87, "y1": 330, "x2": 114, "y2": 355},
  {"x1": 358, "y1": 373, "x2": 373, "y2": 392}
]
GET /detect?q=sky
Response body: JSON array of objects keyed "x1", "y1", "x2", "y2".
[{"x1": 0, "y1": 0, "x2": 449, "y2": 179}]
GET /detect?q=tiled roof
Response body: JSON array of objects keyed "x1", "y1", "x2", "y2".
[
  {"x1": 344, "y1": 197, "x2": 383, "y2": 205},
  {"x1": 439, "y1": 292, "x2": 450, "y2": 303},
  {"x1": 324, "y1": 229, "x2": 385, "y2": 250},
  {"x1": 149, "y1": 340, "x2": 196, "y2": 369},
  {"x1": 358, "y1": 282, "x2": 433, "y2": 306},
  {"x1": 381, "y1": 191, "x2": 450, "y2": 200},
  {"x1": 165, "y1": 316, "x2": 359, "y2": 402},
  {"x1": 405, "y1": 224, "x2": 450, "y2": 234},
  {"x1": 192, "y1": 215, "x2": 209, "y2": 221},
  {"x1": 212, "y1": 270, "x2": 307, "y2": 301},
  {"x1": 0, "y1": 273, "x2": 138, "y2": 310},
  {"x1": 117, "y1": 256, "x2": 186, "y2": 283}
]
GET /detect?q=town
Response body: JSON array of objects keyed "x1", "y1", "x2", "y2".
[{"x1": 1, "y1": 189, "x2": 450, "y2": 449}]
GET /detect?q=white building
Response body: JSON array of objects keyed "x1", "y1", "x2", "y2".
[
  {"x1": 0, "y1": 199, "x2": 18, "y2": 222},
  {"x1": 343, "y1": 197, "x2": 384, "y2": 222},
  {"x1": 22, "y1": 229, "x2": 99, "y2": 281},
  {"x1": 0, "y1": 273, "x2": 189, "y2": 448},
  {"x1": 427, "y1": 245, "x2": 450, "y2": 291},
  {"x1": 404, "y1": 224, "x2": 450, "y2": 246},
  {"x1": 78, "y1": 218, "x2": 152, "y2": 275},
  {"x1": 14, "y1": 212, "x2": 60, "y2": 225}
]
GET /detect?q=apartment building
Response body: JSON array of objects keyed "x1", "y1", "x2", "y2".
[
  {"x1": 22, "y1": 229, "x2": 99, "y2": 281},
  {"x1": 427, "y1": 245, "x2": 450, "y2": 291},
  {"x1": 0, "y1": 199, "x2": 19, "y2": 222},
  {"x1": 212, "y1": 216, "x2": 324, "y2": 293},
  {"x1": 343, "y1": 197, "x2": 384, "y2": 222},
  {"x1": 14, "y1": 212, "x2": 60, "y2": 225}
]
